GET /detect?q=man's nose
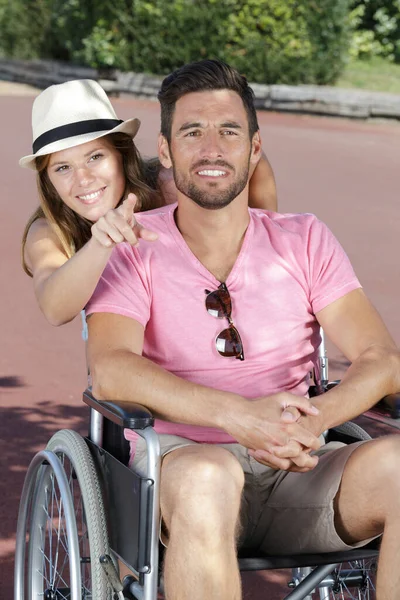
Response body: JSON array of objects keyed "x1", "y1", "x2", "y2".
[{"x1": 200, "y1": 131, "x2": 223, "y2": 159}]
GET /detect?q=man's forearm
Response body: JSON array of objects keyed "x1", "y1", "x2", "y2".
[
  {"x1": 90, "y1": 348, "x2": 321, "y2": 457},
  {"x1": 309, "y1": 344, "x2": 400, "y2": 434},
  {"x1": 91, "y1": 349, "x2": 242, "y2": 430}
]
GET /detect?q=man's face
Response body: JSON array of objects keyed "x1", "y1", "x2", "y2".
[{"x1": 159, "y1": 90, "x2": 261, "y2": 210}]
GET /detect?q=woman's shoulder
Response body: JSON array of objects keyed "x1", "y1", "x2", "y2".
[
  {"x1": 26, "y1": 217, "x2": 53, "y2": 243},
  {"x1": 25, "y1": 217, "x2": 64, "y2": 251},
  {"x1": 27, "y1": 217, "x2": 52, "y2": 235}
]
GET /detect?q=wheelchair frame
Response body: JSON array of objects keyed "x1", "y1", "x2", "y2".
[
  {"x1": 14, "y1": 330, "x2": 380, "y2": 600},
  {"x1": 14, "y1": 389, "x2": 378, "y2": 600}
]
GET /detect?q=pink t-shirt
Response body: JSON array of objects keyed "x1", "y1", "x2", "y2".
[{"x1": 86, "y1": 205, "x2": 361, "y2": 445}]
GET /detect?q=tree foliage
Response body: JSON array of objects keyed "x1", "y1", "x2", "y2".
[
  {"x1": 0, "y1": 0, "x2": 52, "y2": 59},
  {"x1": 0, "y1": 0, "x2": 351, "y2": 84},
  {"x1": 349, "y1": 0, "x2": 400, "y2": 61}
]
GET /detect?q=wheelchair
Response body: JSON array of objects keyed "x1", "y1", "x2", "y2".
[{"x1": 14, "y1": 331, "x2": 382, "y2": 600}]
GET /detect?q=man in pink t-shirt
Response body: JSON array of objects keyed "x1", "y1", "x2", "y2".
[{"x1": 87, "y1": 60, "x2": 400, "y2": 599}]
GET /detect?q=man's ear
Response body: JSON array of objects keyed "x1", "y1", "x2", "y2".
[
  {"x1": 158, "y1": 133, "x2": 172, "y2": 169},
  {"x1": 250, "y1": 130, "x2": 262, "y2": 167}
]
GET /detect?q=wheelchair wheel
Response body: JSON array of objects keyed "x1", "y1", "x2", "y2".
[
  {"x1": 27, "y1": 430, "x2": 114, "y2": 599},
  {"x1": 316, "y1": 558, "x2": 377, "y2": 599}
]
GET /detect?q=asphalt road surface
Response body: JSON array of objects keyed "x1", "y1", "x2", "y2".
[{"x1": 1, "y1": 87, "x2": 400, "y2": 598}]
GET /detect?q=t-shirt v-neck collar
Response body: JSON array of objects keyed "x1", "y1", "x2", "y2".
[{"x1": 166, "y1": 204, "x2": 254, "y2": 287}]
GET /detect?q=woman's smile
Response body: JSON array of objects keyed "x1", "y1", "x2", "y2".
[
  {"x1": 47, "y1": 138, "x2": 126, "y2": 221},
  {"x1": 77, "y1": 186, "x2": 107, "y2": 205}
]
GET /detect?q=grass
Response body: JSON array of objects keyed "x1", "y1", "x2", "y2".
[{"x1": 335, "y1": 57, "x2": 400, "y2": 94}]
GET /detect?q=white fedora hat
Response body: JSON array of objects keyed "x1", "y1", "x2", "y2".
[{"x1": 19, "y1": 79, "x2": 140, "y2": 170}]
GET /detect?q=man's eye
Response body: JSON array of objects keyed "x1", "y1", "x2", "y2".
[
  {"x1": 185, "y1": 131, "x2": 200, "y2": 137},
  {"x1": 222, "y1": 130, "x2": 237, "y2": 136}
]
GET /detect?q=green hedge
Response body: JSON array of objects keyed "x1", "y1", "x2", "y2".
[
  {"x1": 0, "y1": 0, "x2": 351, "y2": 85},
  {"x1": 349, "y1": 0, "x2": 400, "y2": 62},
  {"x1": 0, "y1": 0, "x2": 52, "y2": 59}
]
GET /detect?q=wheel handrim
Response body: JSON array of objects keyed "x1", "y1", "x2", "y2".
[{"x1": 29, "y1": 454, "x2": 92, "y2": 599}]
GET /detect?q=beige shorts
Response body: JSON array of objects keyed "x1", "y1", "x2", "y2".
[{"x1": 131, "y1": 434, "x2": 376, "y2": 555}]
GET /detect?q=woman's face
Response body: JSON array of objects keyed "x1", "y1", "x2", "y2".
[{"x1": 47, "y1": 137, "x2": 126, "y2": 222}]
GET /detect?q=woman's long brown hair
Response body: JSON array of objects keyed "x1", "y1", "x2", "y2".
[{"x1": 22, "y1": 133, "x2": 163, "y2": 276}]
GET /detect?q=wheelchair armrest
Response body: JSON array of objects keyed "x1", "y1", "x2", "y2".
[{"x1": 83, "y1": 388, "x2": 154, "y2": 429}]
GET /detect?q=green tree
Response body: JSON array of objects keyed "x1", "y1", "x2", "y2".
[
  {"x1": 0, "y1": 0, "x2": 352, "y2": 84},
  {"x1": 349, "y1": 0, "x2": 400, "y2": 61},
  {"x1": 0, "y1": 0, "x2": 52, "y2": 59},
  {"x1": 77, "y1": 0, "x2": 351, "y2": 84}
]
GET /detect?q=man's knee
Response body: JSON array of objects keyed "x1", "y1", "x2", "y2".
[
  {"x1": 367, "y1": 435, "x2": 400, "y2": 483},
  {"x1": 343, "y1": 435, "x2": 400, "y2": 492},
  {"x1": 334, "y1": 435, "x2": 400, "y2": 539},
  {"x1": 161, "y1": 445, "x2": 244, "y2": 534}
]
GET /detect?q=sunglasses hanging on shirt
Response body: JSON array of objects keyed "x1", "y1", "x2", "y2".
[{"x1": 205, "y1": 283, "x2": 244, "y2": 361}]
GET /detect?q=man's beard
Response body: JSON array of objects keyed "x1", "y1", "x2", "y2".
[{"x1": 171, "y1": 158, "x2": 250, "y2": 210}]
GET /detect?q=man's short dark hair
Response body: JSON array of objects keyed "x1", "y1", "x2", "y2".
[{"x1": 158, "y1": 59, "x2": 259, "y2": 143}]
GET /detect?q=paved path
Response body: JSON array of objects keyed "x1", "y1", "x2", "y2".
[
  {"x1": 1, "y1": 88, "x2": 400, "y2": 598},
  {"x1": 0, "y1": 81, "x2": 40, "y2": 96}
]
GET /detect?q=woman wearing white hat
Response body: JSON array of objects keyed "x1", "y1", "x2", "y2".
[{"x1": 20, "y1": 79, "x2": 277, "y2": 326}]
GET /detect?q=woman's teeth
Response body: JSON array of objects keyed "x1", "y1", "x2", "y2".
[{"x1": 78, "y1": 188, "x2": 103, "y2": 201}]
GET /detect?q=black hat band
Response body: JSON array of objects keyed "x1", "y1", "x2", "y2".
[{"x1": 32, "y1": 118, "x2": 123, "y2": 154}]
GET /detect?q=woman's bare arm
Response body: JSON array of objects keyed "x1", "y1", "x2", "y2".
[
  {"x1": 25, "y1": 219, "x2": 114, "y2": 326},
  {"x1": 248, "y1": 152, "x2": 277, "y2": 211},
  {"x1": 25, "y1": 196, "x2": 157, "y2": 326}
]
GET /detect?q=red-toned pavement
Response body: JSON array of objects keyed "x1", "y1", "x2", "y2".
[{"x1": 1, "y1": 86, "x2": 400, "y2": 598}]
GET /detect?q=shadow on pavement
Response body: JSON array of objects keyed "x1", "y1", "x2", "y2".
[{"x1": 0, "y1": 375, "x2": 25, "y2": 387}]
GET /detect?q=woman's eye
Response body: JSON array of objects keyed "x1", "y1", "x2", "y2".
[
  {"x1": 90, "y1": 153, "x2": 103, "y2": 161},
  {"x1": 55, "y1": 165, "x2": 69, "y2": 173}
]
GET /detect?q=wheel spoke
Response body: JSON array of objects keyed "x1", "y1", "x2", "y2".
[
  {"x1": 317, "y1": 559, "x2": 376, "y2": 599},
  {"x1": 26, "y1": 431, "x2": 111, "y2": 599}
]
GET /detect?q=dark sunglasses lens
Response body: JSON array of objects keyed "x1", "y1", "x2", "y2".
[
  {"x1": 216, "y1": 327, "x2": 242, "y2": 357},
  {"x1": 205, "y1": 289, "x2": 232, "y2": 319}
]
